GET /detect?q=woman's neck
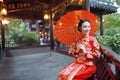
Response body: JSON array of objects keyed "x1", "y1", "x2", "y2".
[{"x1": 82, "y1": 34, "x2": 89, "y2": 38}]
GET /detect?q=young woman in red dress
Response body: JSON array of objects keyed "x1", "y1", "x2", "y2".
[{"x1": 57, "y1": 19, "x2": 100, "y2": 80}]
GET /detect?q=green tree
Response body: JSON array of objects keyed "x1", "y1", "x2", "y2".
[
  {"x1": 96, "y1": 13, "x2": 120, "y2": 54},
  {"x1": 5, "y1": 19, "x2": 27, "y2": 40},
  {"x1": 116, "y1": 0, "x2": 120, "y2": 5},
  {"x1": 103, "y1": 13, "x2": 120, "y2": 28},
  {"x1": 4, "y1": 18, "x2": 37, "y2": 46}
]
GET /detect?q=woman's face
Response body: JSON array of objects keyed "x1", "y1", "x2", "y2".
[{"x1": 81, "y1": 21, "x2": 91, "y2": 35}]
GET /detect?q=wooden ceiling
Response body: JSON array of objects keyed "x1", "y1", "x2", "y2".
[
  {"x1": 3, "y1": 0, "x2": 67, "y2": 20},
  {"x1": 1, "y1": 0, "x2": 118, "y2": 20}
]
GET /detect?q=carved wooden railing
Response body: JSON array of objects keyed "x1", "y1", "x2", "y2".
[
  {"x1": 0, "y1": 40, "x2": 50, "y2": 49},
  {"x1": 56, "y1": 44, "x2": 120, "y2": 80},
  {"x1": 93, "y1": 45, "x2": 120, "y2": 80}
]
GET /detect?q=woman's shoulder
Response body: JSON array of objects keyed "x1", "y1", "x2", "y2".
[{"x1": 89, "y1": 36, "x2": 97, "y2": 41}]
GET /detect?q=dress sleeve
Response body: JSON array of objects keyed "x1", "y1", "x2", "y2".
[
  {"x1": 90, "y1": 36, "x2": 101, "y2": 58},
  {"x1": 91, "y1": 37, "x2": 100, "y2": 50}
]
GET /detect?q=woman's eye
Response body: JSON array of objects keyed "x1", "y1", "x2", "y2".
[
  {"x1": 83, "y1": 26, "x2": 90, "y2": 28},
  {"x1": 83, "y1": 26, "x2": 87, "y2": 28}
]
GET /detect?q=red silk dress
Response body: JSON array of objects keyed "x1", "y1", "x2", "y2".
[{"x1": 57, "y1": 35, "x2": 100, "y2": 80}]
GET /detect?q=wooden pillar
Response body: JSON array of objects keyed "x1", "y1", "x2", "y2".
[
  {"x1": 49, "y1": 9, "x2": 54, "y2": 50},
  {"x1": 82, "y1": 0, "x2": 90, "y2": 11},
  {"x1": 0, "y1": 20, "x2": 5, "y2": 49},
  {"x1": 100, "y1": 15, "x2": 104, "y2": 35}
]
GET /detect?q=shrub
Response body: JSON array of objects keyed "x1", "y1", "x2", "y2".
[
  {"x1": 109, "y1": 33, "x2": 120, "y2": 54},
  {"x1": 21, "y1": 32, "x2": 37, "y2": 46},
  {"x1": 10, "y1": 30, "x2": 23, "y2": 45},
  {"x1": 96, "y1": 35, "x2": 112, "y2": 48},
  {"x1": 105, "y1": 28, "x2": 120, "y2": 36},
  {"x1": 10, "y1": 31, "x2": 37, "y2": 46},
  {"x1": 96, "y1": 33, "x2": 120, "y2": 54}
]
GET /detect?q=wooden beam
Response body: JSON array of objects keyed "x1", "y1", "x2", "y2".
[
  {"x1": 6, "y1": 12, "x2": 44, "y2": 20},
  {"x1": 100, "y1": 15, "x2": 104, "y2": 35},
  {"x1": 0, "y1": 20, "x2": 5, "y2": 49},
  {"x1": 82, "y1": 0, "x2": 90, "y2": 11},
  {"x1": 49, "y1": 9, "x2": 54, "y2": 50},
  {"x1": 7, "y1": 2, "x2": 48, "y2": 13}
]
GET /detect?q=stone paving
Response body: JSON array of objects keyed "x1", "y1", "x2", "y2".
[{"x1": 0, "y1": 47, "x2": 74, "y2": 80}]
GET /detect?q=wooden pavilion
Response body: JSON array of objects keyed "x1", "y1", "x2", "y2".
[
  {"x1": 0, "y1": 0, "x2": 120, "y2": 80},
  {"x1": 0, "y1": 0, "x2": 118, "y2": 49},
  {"x1": 1, "y1": 0, "x2": 117, "y2": 19}
]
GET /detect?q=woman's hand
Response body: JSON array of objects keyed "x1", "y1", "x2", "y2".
[
  {"x1": 76, "y1": 44, "x2": 86, "y2": 53},
  {"x1": 68, "y1": 46, "x2": 73, "y2": 54},
  {"x1": 94, "y1": 50, "x2": 101, "y2": 58},
  {"x1": 77, "y1": 54, "x2": 86, "y2": 62}
]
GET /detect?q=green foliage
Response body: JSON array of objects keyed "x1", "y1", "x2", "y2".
[
  {"x1": 96, "y1": 35, "x2": 112, "y2": 47},
  {"x1": 116, "y1": 0, "x2": 120, "y2": 5},
  {"x1": 105, "y1": 27, "x2": 120, "y2": 36},
  {"x1": 103, "y1": 13, "x2": 120, "y2": 28},
  {"x1": 109, "y1": 33, "x2": 120, "y2": 54},
  {"x1": 95, "y1": 13, "x2": 120, "y2": 54},
  {"x1": 96, "y1": 28, "x2": 120, "y2": 54},
  {"x1": 21, "y1": 32, "x2": 37, "y2": 46},
  {"x1": 10, "y1": 19, "x2": 27, "y2": 31},
  {"x1": 6, "y1": 19, "x2": 37, "y2": 46},
  {"x1": 10, "y1": 30, "x2": 22, "y2": 42}
]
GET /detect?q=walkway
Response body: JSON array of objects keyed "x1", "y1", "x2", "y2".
[{"x1": 0, "y1": 47, "x2": 74, "y2": 80}]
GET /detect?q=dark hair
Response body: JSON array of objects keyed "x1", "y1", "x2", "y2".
[{"x1": 78, "y1": 19, "x2": 90, "y2": 32}]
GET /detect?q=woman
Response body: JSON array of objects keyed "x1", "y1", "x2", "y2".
[{"x1": 57, "y1": 19, "x2": 100, "y2": 80}]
